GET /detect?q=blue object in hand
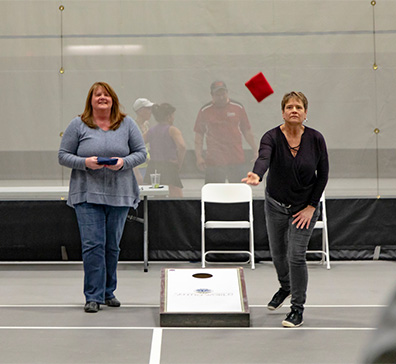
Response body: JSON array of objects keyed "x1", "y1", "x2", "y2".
[{"x1": 97, "y1": 157, "x2": 118, "y2": 165}]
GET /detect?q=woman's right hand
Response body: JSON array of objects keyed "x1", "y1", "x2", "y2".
[
  {"x1": 241, "y1": 172, "x2": 260, "y2": 186},
  {"x1": 85, "y1": 157, "x2": 104, "y2": 170}
]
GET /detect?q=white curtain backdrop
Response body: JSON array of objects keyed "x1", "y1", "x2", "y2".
[{"x1": 0, "y1": 0, "x2": 395, "y2": 197}]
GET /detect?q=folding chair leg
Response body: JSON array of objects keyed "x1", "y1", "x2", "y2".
[
  {"x1": 202, "y1": 230, "x2": 206, "y2": 268},
  {"x1": 250, "y1": 234, "x2": 255, "y2": 270},
  {"x1": 323, "y1": 226, "x2": 330, "y2": 270}
]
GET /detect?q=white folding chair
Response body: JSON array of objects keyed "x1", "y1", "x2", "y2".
[
  {"x1": 201, "y1": 183, "x2": 255, "y2": 269},
  {"x1": 306, "y1": 192, "x2": 330, "y2": 269}
]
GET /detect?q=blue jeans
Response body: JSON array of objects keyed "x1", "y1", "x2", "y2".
[
  {"x1": 265, "y1": 191, "x2": 319, "y2": 313},
  {"x1": 74, "y1": 202, "x2": 130, "y2": 304}
]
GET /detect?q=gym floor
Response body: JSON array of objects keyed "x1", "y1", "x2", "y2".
[{"x1": 0, "y1": 260, "x2": 395, "y2": 364}]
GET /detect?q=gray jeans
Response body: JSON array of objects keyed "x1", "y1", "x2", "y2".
[{"x1": 265, "y1": 191, "x2": 320, "y2": 313}]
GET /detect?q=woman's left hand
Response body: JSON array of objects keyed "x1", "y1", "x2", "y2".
[
  {"x1": 292, "y1": 205, "x2": 316, "y2": 229},
  {"x1": 105, "y1": 158, "x2": 124, "y2": 171}
]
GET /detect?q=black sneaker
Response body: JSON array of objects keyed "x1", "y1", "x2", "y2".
[
  {"x1": 84, "y1": 302, "x2": 100, "y2": 313},
  {"x1": 105, "y1": 297, "x2": 121, "y2": 307},
  {"x1": 282, "y1": 309, "x2": 303, "y2": 327},
  {"x1": 267, "y1": 288, "x2": 291, "y2": 311}
]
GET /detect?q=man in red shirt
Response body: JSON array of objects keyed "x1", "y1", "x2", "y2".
[{"x1": 194, "y1": 81, "x2": 257, "y2": 183}]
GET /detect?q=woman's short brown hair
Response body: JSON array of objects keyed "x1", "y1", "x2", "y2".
[
  {"x1": 81, "y1": 82, "x2": 126, "y2": 130},
  {"x1": 281, "y1": 91, "x2": 308, "y2": 111}
]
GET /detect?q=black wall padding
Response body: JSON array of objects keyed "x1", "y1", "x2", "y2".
[
  {"x1": 0, "y1": 201, "x2": 81, "y2": 261},
  {"x1": 323, "y1": 198, "x2": 396, "y2": 259},
  {"x1": 0, "y1": 198, "x2": 395, "y2": 261}
]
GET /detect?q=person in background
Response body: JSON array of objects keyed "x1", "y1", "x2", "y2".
[
  {"x1": 58, "y1": 82, "x2": 146, "y2": 313},
  {"x1": 143, "y1": 103, "x2": 186, "y2": 197},
  {"x1": 132, "y1": 98, "x2": 154, "y2": 184},
  {"x1": 242, "y1": 91, "x2": 329, "y2": 327},
  {"x1": 194, "y1": 80, "x2": 257, "y2": 183}
]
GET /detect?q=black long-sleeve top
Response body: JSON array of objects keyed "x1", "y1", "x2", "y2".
[{"x1": 252, "y1": 125, "x2": 329, "y2": 208}]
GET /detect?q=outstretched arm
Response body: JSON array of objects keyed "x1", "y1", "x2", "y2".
[{"x1": 242, "y1": 171, "x2": 260, "y2": 186}]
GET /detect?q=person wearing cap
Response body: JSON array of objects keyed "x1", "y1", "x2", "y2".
[
  {"x1": 242, "y1": 91, "x2": 329, "y2": 328},
  {"x1": 194, "y1": 81, "x2": 257, "y2": 183},
  {"x1": 132, "y1": 98, "x2": 154, "y2": 184}
]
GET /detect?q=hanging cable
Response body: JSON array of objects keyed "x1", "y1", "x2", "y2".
[
  {"x1": 371, "y1": 1, "x2": 378, "y2": 70},
  {"x1": 59, "y1": 5, "x2": 65, "y2": 189},
  {"x1": 371, "y1": 1, "x2": 380, "y2": 198},
  {"x1": 59, "y1": 5, "x2": 64, "y2": 74}
]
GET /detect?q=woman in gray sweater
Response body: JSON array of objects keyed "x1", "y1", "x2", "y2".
[{"x1": 59, "y1": 82, "x2": 146, "y2": 313}]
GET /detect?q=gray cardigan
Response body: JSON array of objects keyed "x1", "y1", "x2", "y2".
[{"x1": 58, "y1": 116, "x2": 147, "y2": 208}]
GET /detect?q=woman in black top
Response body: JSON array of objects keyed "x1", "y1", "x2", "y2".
[{"x1": 243, "y1": 91, "x2": 329, "y2": 327}]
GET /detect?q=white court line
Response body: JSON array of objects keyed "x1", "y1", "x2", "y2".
[
  {"x1": 0, "y1": 304, "x2": 383, "y2": 333},
  {"x1": 0, "y1": 326, "x2": 376, "y2": 331},
  {"x1": 0, "y1": 327, "x2": 152, "y2": 330},
  {"x1": 149, "y1": 328, "x2": 163, "y2": 364},
  {"x1": 0, "y1": 304, "x2": 387, "y2": 308},
  {"x1": 250, "y1": 304, "x2": 387, "y2": 308},
  {"x1": 0, "y1": 304, "x2": 159, "y2": 308}
]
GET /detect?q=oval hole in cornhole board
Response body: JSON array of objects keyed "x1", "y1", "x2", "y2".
[{"x1": 192, "y1": 273, "x2": 213, "y2": 279}]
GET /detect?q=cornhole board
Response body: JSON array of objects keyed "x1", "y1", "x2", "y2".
[{"x1": 160, "y1": 267, "x2": 250, "y2": 327}]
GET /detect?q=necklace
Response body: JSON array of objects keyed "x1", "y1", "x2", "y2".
[
  {"x1": 281, "y1": 124, "x2": 303, "y2": 155},
  {"x1": 288, "y1": 143, "x2": 300, "y2": 152}
]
